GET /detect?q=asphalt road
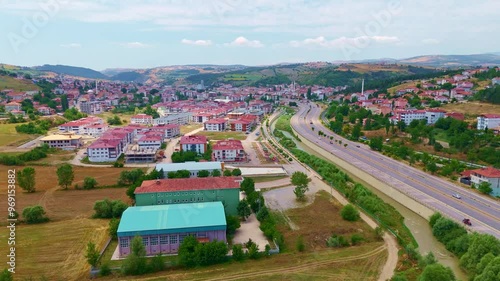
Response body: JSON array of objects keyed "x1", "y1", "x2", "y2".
[{"x1": 291, "y1": 103, "x2": 500, "y2": 239}]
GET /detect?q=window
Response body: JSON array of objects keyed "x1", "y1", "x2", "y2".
[
  {"x1": 142, "y1": 237, "x2": 149, "y2": 246},
  {"x1": 179, "y1": 234, "x2": 187, "y2": 243},
  {"x1": 170, "y1": 235, "x2": 178, "y2": 244},
  {"x1": 160, "y1": 236, "x2": 169, "y2": 245},
  {"x1": 120, "y1": 238, "x2": 129, "y2": 248},
  {"x1": 197, "y1": 232, "x2": 207, "y2": 238},
  {"x1": 151, "y1": 237, "x2": 159, "y2": 246}
]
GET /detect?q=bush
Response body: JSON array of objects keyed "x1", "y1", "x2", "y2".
[
  {"x1": 93, "y1": 199, "x2": 128, "y2": 219},
  {"x1": 22, "y1": 205, "x2": 49, "y2": 224},
  {"x1": 83, "y1": 177, "x2": 98, "y2": 190},
  {"x1": 231, "y1": 168, "x2": 242, "y2": 176},
  {"x1": 109, "y1": 218, "x2": 120, "y2": 240},
  {"x1": 327, "y1": 235, "x2": 349, "y2": 248},
  {"x1": 248, "y1": 243, "x2": 260, "y2": 259},
  {"x1": 340, "y1": 204, "x2": 360, "y2": 221},
  {"x1": 350, "y1": 234, "x2": 364, "y2": 245},
  {"x1": 99, "y1": 263, "x2": 112, "y2": 276},
  {"x1": 232, "y1": 244, "x2": 245, "y2": 261},
  {"x1": 150, "y1": 254, "x2": 165, "y2": 272}
]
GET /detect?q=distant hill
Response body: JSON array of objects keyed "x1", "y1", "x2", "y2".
[
  {"x1": 110, "y1": 71, "x2": 147, "y2": 82},
  {"x1": 33, "y1": 64, "x2": 108, "y2": 80},
  {"x1": 398, "y1": 54, "x2": 500, "y2": 67}
]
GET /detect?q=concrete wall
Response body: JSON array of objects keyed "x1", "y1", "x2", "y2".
[{"x1": 291, "y1": 126, "x2": 435, "y2": 221}]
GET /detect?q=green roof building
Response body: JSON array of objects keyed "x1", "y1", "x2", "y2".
[{"x1": 117, "y1": 202, "x2": 227, "y2": 257}]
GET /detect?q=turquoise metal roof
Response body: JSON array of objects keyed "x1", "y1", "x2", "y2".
[{"x1": 117, "y1": 202, "x2": 226, "y2": 237}]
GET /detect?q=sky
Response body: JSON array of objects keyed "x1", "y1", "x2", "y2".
[{"x1": 0, "y1": 0, "x2": 499, "y2": 70}]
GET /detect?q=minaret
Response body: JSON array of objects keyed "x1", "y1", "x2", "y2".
[{"x1": 361, "y1": 79, "x2": 364, "y2": 96}]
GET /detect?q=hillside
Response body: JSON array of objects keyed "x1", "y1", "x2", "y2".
[
  {"x1": 33, "y1": 64, "x2": 108, "y2": 80},
  {"x1": 110, "y1": 71, "x2": 147, "y2": 82},
  {"x1": 399, "y1": 54, "x2": 500, "y2": 67},
  {"x1": 0, "y1": 75, "x2": 40, "y2": 92}
]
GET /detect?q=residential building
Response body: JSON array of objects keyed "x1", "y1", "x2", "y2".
[
  {"x1": 492, "y1": 77, "x2": 500, "y2": 85},
  {"x1": 204, "y1": 118, "x2": 227, "y2": 132},
  {"x1": 131, "y1": 114, "x2": 153, "y2": 125},
  {"x1": 40, "y1": 134, "x2": 83, "y2": 150},
  {"x1": 87, "y1": 139, "x2": 122, "y2": 162},
  {"x1": 5, "y1": 102, "x2": 21, "y2": 112},
  {"x1": 117, "y1": 202, "x2": 227, "y2": 257},
  {"x1": 393, "y1": 110, "x2": 426, "y2": 125},
  {"x1": 155, "y1": 161, "x2": 224, "y2": 178},
  {"x1": 470, "y1": 167, "x2": 500, "y2": 197},
  {"x1": 477, "y1": 114, "x2": 500, "y2": 130},
  {"x1": 124, "y1": 145, "x2": 157, "y2": 163},
  {"x1": 138, "y1": 135, "x2": 163, "y2": 149},
  {"x1": 134, "y1": 176, "x2": 242, "y2": 215},
  {"x1": 212, "y1": 139, "x2": 247, "y2": 162},
  {"x1": 425, "y1": 109, "x2": 446, "y2": 124},
  {"x1": 153, "y1": 112, "x2": 192, "y2": 126},
  {"x1": 180, "y1": 135, "x2": 207, "y2": 154}
]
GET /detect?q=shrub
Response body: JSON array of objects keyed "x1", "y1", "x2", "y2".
[
  {"x1": 296, "y1": 235, "x2": 305, "y2": 252},
  {"x1": 340, "y1": 204, "x2": 360, "y2": 221},
  {"x1": 232, "y1": 244, "x2": 245, "y2": 261},
  {"x1": 22, "y1": 205, "x2": 49, "y2": 224},
  {"x1": 350, "y1": 234, "x2": 364, "y2": 245},
  {"x1": 150, "y1": 254, "x2": 165, "y2": 272},
  {"x1": 99, "y1": 263, "x2": 111, "y2": 276},
  {"x1": 327, "y1": 235, "x2": 349, "y2": 248},
  {"x1": 83, "y1": 177, "x2": 98, "y2": 190},
  {"x1": 93, "y1": 199, "x2": 128, "y2": 219},
  {"x1": 248, "y1": 243, "x2": 260, "y2": 259}
]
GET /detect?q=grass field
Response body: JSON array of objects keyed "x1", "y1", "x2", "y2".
[
  {"x1": 96, "y1": 112, "x2": 134, "y2": 125},
  {"x1": 0, "y1": 75, "x2": 40, "y2": 91},
  {"x1": 180, "y1": 124, "x2": 203, "y2": 135},
  {"x1": 198, "y1": 131, "x2": 247, "y2": 140},
  {"x1": 337, "y1": 63, "x2": 412, "y2": 74},
  {"x1": 0, "y1": 123, "x2": 39, "y2": 148},
  {"x1": 0, "y1": 218, "x2": 109, "y2": 280},
  {"x1": 442, "y1": 101, "x2": 500, "y2": 120}
]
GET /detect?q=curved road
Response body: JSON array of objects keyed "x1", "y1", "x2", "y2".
[{"x1": 292, "y1": 103, "x2": 500, "y2": 239}]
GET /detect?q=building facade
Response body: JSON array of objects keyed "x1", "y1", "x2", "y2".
[
  {"x1": 180, "y1": 135, "x2": 207, "y2": 154},
  {"x1": 40, "y1": 134, "x2": 83, "y2": 150},
  {"x1": 477, "y1": 114, "x2": 500, "y2": 130},
  {"x1": 117, "y1": 202, "x2": 227, "y2": 257},
  {"x1": 131, "y1": 114, "x2": 154, "y2": 125},
  {"x1": 470, "y1": 167, "x2": 500, "y2": 197},
  {"x1": 134, "y1": 177, "x2": 241, "y2": 216},
  {"x1": 212, "y1": 139, "x2": 247, "y2": 162},
  {"x1": 204, "y1": 118, "x2": 227, "y2": 132}
]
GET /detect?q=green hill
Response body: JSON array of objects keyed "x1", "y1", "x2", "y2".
[
  {"x1": 0, "y1": 75, "x2": 40, "y2": 92},
  {"x1": 33, "y1": 64, "x2": 108, "y2": 79}
]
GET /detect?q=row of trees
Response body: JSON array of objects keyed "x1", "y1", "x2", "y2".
[{"x1": 0, "y1": 144, "x2": 54, "y2": 166}]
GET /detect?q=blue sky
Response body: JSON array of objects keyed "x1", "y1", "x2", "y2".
[{"x1": 1, "y1": 0, "x2": 499, "y2": 70}]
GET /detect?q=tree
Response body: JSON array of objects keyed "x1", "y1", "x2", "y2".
[
  {"x1": 418, "y1": 263, "x2": 456, "y2": 281},
  {"x1": 211, "y1": 169, "x2": 221, "y2": 177},
  {"x1": 291, "y1": 171, "x2": 309, "y2": 200},
  {"x1": 56, "y1": 164, "x2": 74, "y2": 190},
  {"x1": 352, "y1": 124, "x2": 362, "y2": 139},
  {"x1": 478, "y1": 182, "x2": 493, "y2": 195},
  {"x1": 231, "y1": 168, "x2": 242, "y2": 176},
  {"x1": 194, "y1": 240, "x2": 228, "y2": 266},
  {"x1": 109, "y1": 218, "x2": 120, "y2": 240},
  {"x1": 118, "y1": 169, "x2": 144, "y2": 185},
  {"x1": 18, "y1": 167, "x2": 36, "y2": 193},
  {"x1": 460, "y1": 233, "x2": 500, "y2": 275},
  {"x1": 369, "y1": 136, "x2": 383, "y2": 151},
  {"x1": 237, "y1": 199, "x2": 252, "y2": 220},
  {"x1": 150, "y1": 254, "x2": 165, "y2": 272},
  {"x1": 232, "y1": 244, "x2": 245, "y2": 261},
  {"x1": 178, "y1": 235, "x2": 199, "y2": 268},
  {"x1": 85, "y1": 241, "x2": 100, "y2": 268},
  {"x1": 121, "y1": 235, "x2": 148, "y2": 275},
  {"x1": 426, "y1": 161, "x2": 438, "y2": 174},
  {"x1": 226, "y1": 215, "x2": 241, "y2": 237},
  {"x1": 197, "y1": 170, "x2": 210, "y2": 178},
  {"x1": 341, "y1": 204, "x2": 360, "y2": 221},
  {"x1": 247, "y1": 243, "x2": 260, "y2": 259},
  {"x1": 223, "y1": 169, "x2": 232, "y2": 176},
  {"x1": 474, "y1": 256, "x2": 500, "y2": 281},
  {"x1": 22, "y1": 205, "x2": 48, "y2": 224},
  {"x1": 93, "y1": 199, "x2": 128, "y2": 219},
  {"x1": 175, "y1": 169, "x2": 191, "y2": 178},
  {"x1": 83, "y1": 177, "x2": 98, "y2": 190},
  {"x1": 240, "y1": 178, "x2": 255, "y2": 194}
]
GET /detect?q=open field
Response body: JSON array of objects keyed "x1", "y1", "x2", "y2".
[
  {"x1": 387, "y1": 81, "x2": 417, "y2": 94},
  {"x1": 442, "y1": 101, "x2": 500, "y2": 120},
  {"x1": 0, "y1": 75, "x2": 40, "y2": 91},
  {"x1": 0, "y1": 166, "x2": 142, "y2": 221},
  {"x1": 198, "y1": 131, "x2": 247, "y2": 140},
  {"x1": 96, "y1": 112, "x2": 134, "y2": 124},
  {"x1": 0, "y1": 218, "x2": 109, "y2": 280},
  {"x1": 0, "y1": 123, "x2": 39, "y2": 148},
  {"x1": 180, "y1": 123, "x2": 203, "y2": 135},
  {"x1": 279, "y1": 191, "x2": 379, "y2": 251},
  {"x1": 337, "y1": 63, "x2": 413, "y2": 74}
]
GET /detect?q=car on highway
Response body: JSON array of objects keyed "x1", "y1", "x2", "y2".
[
  {"x1": 356, "y1": 145, "x2": 360, "y2": 148},
  {"x1": 453, "y1": 193, "x2": 461, "y2": 199},
  {"x1": 463, "y1": 218, "x2": 472, "y2": 226}
]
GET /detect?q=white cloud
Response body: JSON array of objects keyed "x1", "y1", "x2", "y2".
[
  {"x1": 181, "y1": 39, "x2": 213, "y2": 46},
  {"x1": 422, "y1": 38, "x2": 440, "y2": 45},
  {"x1": 120, "y1": 42, "x2": 151, "y2": 48},
  {"x1": 225, "y1": 36, "x2": 263, "y2": 48},
  {"x1": 290, "y1": 36, "x2": 400, "y2": 48},
  {"x1": 60, "y1": 43, "x2": 81, "y2": 48}
]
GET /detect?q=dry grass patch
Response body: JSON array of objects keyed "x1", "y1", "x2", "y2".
[
  {"x1": 0, "y1": 218, "x2": 109, "y2": 281},
  {"x1": 442, "y1": 101, "x2": 500, "y2": 120},
  {"x1": 0, "y1": 123, "x2": 38, "y2": 148},
  {"x1": 197, "y1": 131, "x2": 247, "y2": 140},
  {"x1": 180, "y1": 124, "x2": 203, "y2": 135}
]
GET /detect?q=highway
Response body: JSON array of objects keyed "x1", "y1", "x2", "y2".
[{"x1": 291, "y1": 103, "x2": 500, "y2": 239}]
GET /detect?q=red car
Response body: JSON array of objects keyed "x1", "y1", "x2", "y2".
[{"x1": 462, "y1": 218, "x2": 472, "y2": 226}]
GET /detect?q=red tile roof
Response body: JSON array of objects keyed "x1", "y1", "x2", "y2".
[
  {"x1": 471, "y1": 167, "x2": 500, "y2": 178},
  {"x1": 480, "y1": 114, "x2": 500, "y2": 119},
  {"x1": 135, "y1": 176, "x2": 242, "y2": 193},
  {"x1": 212, "y1": 139, "x2": 244, "y2": 150},
  {"x1": 180, "y1": 135, "x2": 207, "y2": 145}
]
